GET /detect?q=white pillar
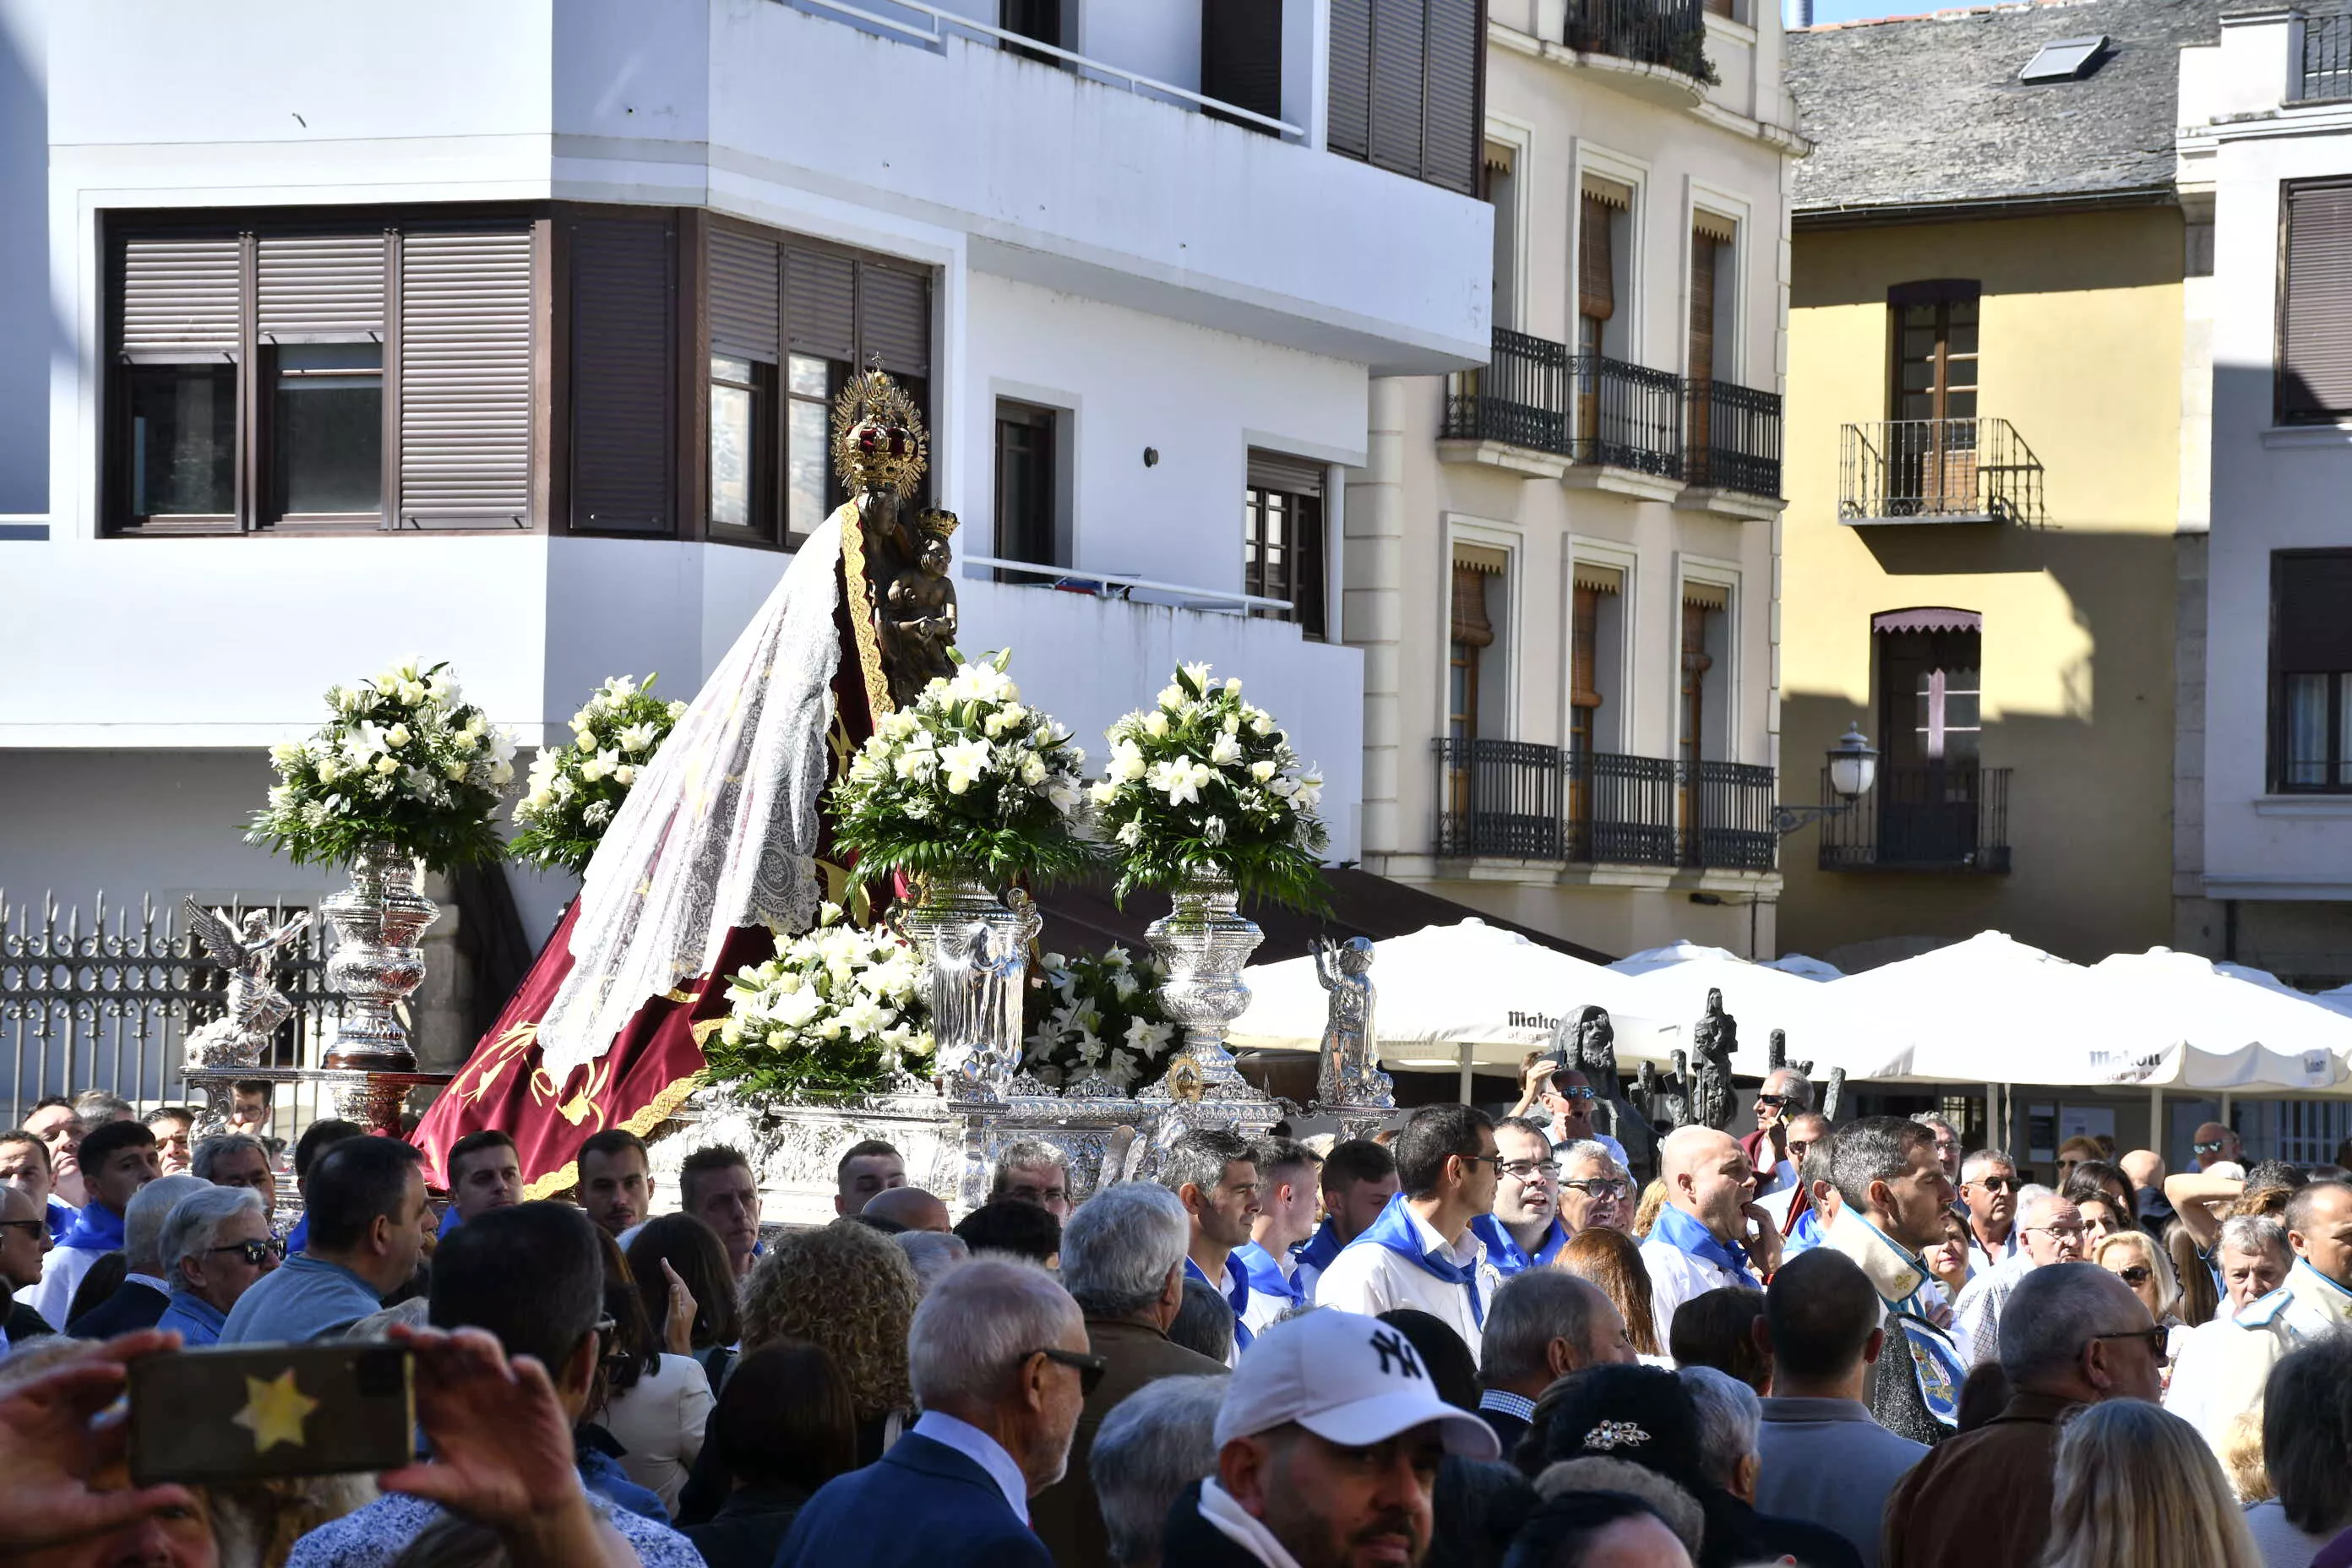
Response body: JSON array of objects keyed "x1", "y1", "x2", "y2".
[
  {"x1": 1348, "y1": 377, "x2": 1408, "y2": 864},
  {"x1": 2149, "y1": 1086, "x2": 2164, "y2": 1156},
  {"x1": 1460, "y1": 1042, "x2": 1474, "y2": 1106}
]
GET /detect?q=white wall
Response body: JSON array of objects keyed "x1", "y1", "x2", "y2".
[
  {"x1": 964, "y1": 272, "x2": 1366, "y2": 591},
  {"x1": 2189, "y1": 14, "x2": 2352, "y2": 902},
  {"x1": 0, "y1": 0, "x2": 47, "y2": 515}
]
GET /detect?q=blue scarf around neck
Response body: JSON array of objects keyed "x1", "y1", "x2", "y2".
[
  {"x1": 57, "y1": 1200, "x2": 125, "y2": 1253},
  {"x1": 1652, "y1": 1200, "x2": 1760, "y2": 1288},
  {"x1": 1354, "y1": 1192, "x2": 1486, "y2": 1327},
  {"x1": 1469, "y1": 1212, "x2": 1570, "y2": 1277},
  {"x1": 1187, "y1": 1255, "x2": 1254, "y2": 1351},
  {"x1": 1298, "y1": 1217, "x2": 1342, "y2": 1276}
]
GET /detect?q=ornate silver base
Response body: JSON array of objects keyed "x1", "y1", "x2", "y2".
[
  {"x1": 1141, "y1": 871, "x2": 1271, "y2": 1104},
  {"x1": 319, "y1": 842, "x2": 439, "y2": 1073}
]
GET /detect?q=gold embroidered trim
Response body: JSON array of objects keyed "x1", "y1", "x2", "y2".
[
  {"x1": 835, "y1": 502, "x2": 895, "y2": 723},
  {"x1": 518, "y1": 1067, "x2": 710, "y2": 1202}
]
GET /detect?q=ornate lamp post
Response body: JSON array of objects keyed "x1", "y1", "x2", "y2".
[{"x1": 1772, "y1": 724, "x2": 1879, "y2": 836}]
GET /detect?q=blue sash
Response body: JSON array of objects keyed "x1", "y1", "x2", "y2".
[
  {"x1": 1893, "y1": 1310, "x2": 1968, "y2": 1429},
  {"x1": 1297, "y1": 1217, "x2": 1342, "y2": 1277},
  {"x1": 1188, "y1": 1255, "x2": 1254, "y2": 1350},
  {"x1": 1469, "y1": 1213, "x2": 1570, "y2": 1277},
  {"x1": 1233, "y1": 1241, "x2": 1305, "y2": 1312},
  {"x1": 1652, "y1": 1200, "x2": 1761, "y2": 1288},
  {"x1": 1354, "y1": 1193, "x2": 1486, "y2": 1327},
  {"x1": 56, "y1": 1200, "x2": 125, "y2": 1253}
]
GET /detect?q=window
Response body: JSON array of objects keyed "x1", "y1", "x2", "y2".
[
  {"x1": 1679, "y1": 584, "x2": 1729, "y2": 770},
  {"x1": 1485, "y1": 144, "x2": 1518, "y2": 331},
  {"x1": 1873, "y1": 609, "x2": 1985, "y2": 863},
  {"x1": 1201, "y1": 0, "x2": 1285, "y2": 131},
  {"x1": 700, "y1": 223, "x2": 934, "y2": 546},
  {"x1": 1889, "y1": 280, "x2": 1981, "y2": 513},
  {"x1": 2280, "y1": 182, "x2": 2352, "y2": 425},
  {"x1": 2271, "y1": 552, "x2": 2352, "y2": 792},
  {"x1": 1000, "y1": 0, "x2": 1062, "y2": 66},
  {"x1": 110, "y1": 220, "x2": 532, "y2": 534},
  {"x1": 1449, "y1": 546, "x2": 1507, "y2": 746},
  {"x1": 1687, "y1": 214, "x2": 1736, "y2": 470},
  {"x1": 1327, "y1": 0, "x2": 1483, "y2": 195},
  {"x1": 1577, "y1": 179, "x2": 1631, "y2": 363},
  {"x1": 1244, "y1": 451, "x2": 1328, "y2": 640},
  {"x1": 994, "y1": 400, "x2": 1061, "y2": 582},
  {"x1": 1569, "y1": 564, "x2": 1625, "y2": 755}
]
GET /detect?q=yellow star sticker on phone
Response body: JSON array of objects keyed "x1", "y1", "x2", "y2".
[{"x1": 232, "y1": 1368, "x2": 320, "y2": 1453}]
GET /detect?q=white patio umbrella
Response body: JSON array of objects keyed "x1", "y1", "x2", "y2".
[
  {"x1": 1609, "y1": 948, "x2": 1903, "y2": 1082},
  {"x1": 1228, "y1": 918, "x2": 1678, "y2": 1073},
  {"x1": 1824, "y1": 931, "x2": 2095, "y2": 1086},
  {"x1": 2077, "y1": 949, "x2": 2352, "y2": 1092}
]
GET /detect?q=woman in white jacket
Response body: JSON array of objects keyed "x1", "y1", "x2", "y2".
[{"x1": 595, "y1": 1229, "x2": 716, "y2": 1516}]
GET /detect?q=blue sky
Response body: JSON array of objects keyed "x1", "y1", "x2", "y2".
[{"x1": 1798, "y1": 0, "x2": 1924, "y2": 26}]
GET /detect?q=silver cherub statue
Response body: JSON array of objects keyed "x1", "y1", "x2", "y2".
[
  {"x1": 181, "y1": 900, "x2": 310, "y2": 1069},
  {"x1": 1312, "y1": 935, "x2": 1392, "y2": 1111}
]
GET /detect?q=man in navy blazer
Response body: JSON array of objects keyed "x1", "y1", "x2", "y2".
[{"x1": 775, "y1": 1255, "x2": 1096, "y2": 1568}]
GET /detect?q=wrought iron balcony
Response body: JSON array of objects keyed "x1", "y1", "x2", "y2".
[
  {"x1": 1839, "y1": 418, "x2": 2044, "y2": 525},
  {"x1": 1573, "y1": 356, "x2": 1685, "y2": 477},
  {"x1": 1433, "y1": 738, "x2": 1777, "y2": 870},
  {"x1": 1564, "y1": 0, "x2": 1716, "y2": 82},
  {"x1": 1444, "y1": 334, "x2": 1689, "y2": 482},
  {"x1": 1816, "y1": 763, "x2": 2012, "y2": 874},
  {"x1": 1685, "y1": 379, "x2": 1783, "y2": 499},
  {"x1": 1442, "y1": 328, "x2": 1571, "y2": 455},
  {"x1": 2303, "y1": 11, "x2": 2352, "y2": 101}
]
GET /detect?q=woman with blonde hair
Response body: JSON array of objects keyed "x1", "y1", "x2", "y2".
[
  {"x1": 2040, "y1": 1399, "x2": 2262, "y2": 1568},
  {"x1": 1556, "y1": 1224, "x2": 1663, "y2": 1359},
  {"x1": 739, "y1": 1217, "x2": 920, "y2": 1464},
  {"x1": 1631, "y1": 1178, "x2": 1668, "y2": 1240},
  {"x1": 2093, "y1": 1228, "x2": 2187, "y2": 1377}
]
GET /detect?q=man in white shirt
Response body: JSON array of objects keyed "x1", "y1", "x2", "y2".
[
  {"x1": 1313, "y1": 1105, "x2": 1499, "y2": 1362},
  {"x1": 1233, "y1": 1136, "x2": 1320, "y2": 1332},
  {"x1": 2168, "y1": 1186, "x2": 2352, "y2": 1453},
  {"x1": 1157, "y1": 1129, "x2": 1262, "y2": 1359},
  {"x1": 1638, "y1": 1125, "x2": 1778, "y2": 1353},
  {"x1": 1951, "y1": 1185, "x2": 2081, "y2": 1366},
  {"x1": 1958, "y1": 1150, "x2": 2023, "y2": 1273}
]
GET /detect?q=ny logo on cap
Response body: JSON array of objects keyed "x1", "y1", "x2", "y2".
[{"x1": 1369, "y1": 1328, "x2": 1424, "y2": 1380}]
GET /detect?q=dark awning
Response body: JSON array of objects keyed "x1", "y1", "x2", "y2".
[
  {"x1": 1871, "y1": 607, "x2": 1982, "y2": 634},
  {"x1": 1031, "y1": 868, "x2": 1613, "y2": 967}
]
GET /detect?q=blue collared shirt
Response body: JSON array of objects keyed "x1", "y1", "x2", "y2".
[
  {"x1": 156, "y1": 1289, "x2": 229, "y2": 1348},
  {"x1": 908, "y1": 1409, "x2": 1030, "y2": 1525},
  {"x1": 220, "y1": 1253, "x2": 384, "y2": 1344}
]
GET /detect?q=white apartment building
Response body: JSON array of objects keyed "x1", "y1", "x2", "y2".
[
  {"x1": 2175, "y1": 10, "x2": 2352, "y2": 991},
  {"x1": 1348, "y1": 0, "x2": 1800, "y2": 960},
  {"x1": 0, "y1": 0, "x2": 1491, "y2": 1101}
]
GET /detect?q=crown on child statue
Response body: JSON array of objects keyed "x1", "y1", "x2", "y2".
[
  {"x1": 831, "y1": 362, "x2": 929, "y2": 502},
  {"x1": 913, "y1": 508, "x2": 959, "y2": 540}
]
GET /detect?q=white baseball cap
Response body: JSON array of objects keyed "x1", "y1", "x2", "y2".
[{"x1": 1214, "y1": 1309, "x2": 1501, "y2": 1461}]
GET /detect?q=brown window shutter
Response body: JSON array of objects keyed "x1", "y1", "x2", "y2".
[
  {"x1": 258, "y1": 234, "x2": 388, "y2": 343},
  {"x1": 708, "y1": 228, "x2": 781, "y2": 364},
  {"x1": 2273, "y1": 552, "x2": 2352, "y2": 672},
  {"x1": 1689, "y1": 231, "x2": 1717, "y2": 384},
  {"x1": 1369, "y1": 0, "x2": 1426, "y2": 179},
  {"x1": 120, "y1": 236, "x2": 242, "y2": 354},
  {"x1": 397, "y1": 228, "x2": 534, "y2": 527},
  {"x1": 1329, "y1": 0, "x2": 1372, "y2": 160},
  {"x1": 1451, "y1": 563, "x2": 1496, "y2": 647},
  {"x1": 1581, "y1": 195, "x2": 1615, "y2": 324},
  {"x1": 2283, "y1": 182, "x2": 2352, "y2": 422},
  {"x1": 785, "y1": 246, "x2": 857, "y2": 362},
  {"x1": 858, "y1": 264, "x2": 930, "y2": 378},
  {"x1": 1247, "y1": 450, "x2": 1326, "y2": 495},
  {"x1": 568, "y1": 215, "x2": 676, "y2": 533},
  {"x1": 1421, "y1": 0, "x2": 1480, "y2": 196},
  {"x1": 1200, "y1": 0, "x2": 1284, "y2": 128}
]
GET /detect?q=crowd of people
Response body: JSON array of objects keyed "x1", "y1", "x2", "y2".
[{"x1": 7, "y1": 1062, "x2": 2352, "y2": 1568}]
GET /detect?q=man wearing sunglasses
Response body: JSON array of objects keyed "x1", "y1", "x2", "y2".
[
  {"x1": 0, "y1": 1185, "x2": 56, "y2": 1347},
  {"x1": 1958, "y1": 1151, "x2": 2023, "y2": 1271},
  {"x1": 155, "y1": 1184, "x2": 280, "y2": 1347},
  {"x1": 1511, "y1": 1055, "x2": 1630, "y2": 1173},
  {"x1": 2191, "y1": 1121, "x2": 2243, "y2": 1171},
  {"x1": 780, "y1": 1258, "x2": 1092, "y2": 1568},
  {"x1": 1740, "y1": 1067, "x2": 1814, "y2": 1204}
]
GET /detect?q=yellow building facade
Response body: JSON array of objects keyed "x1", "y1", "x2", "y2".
[{"x1": 1778, "y1": 3, "x2": 2207, "y2": 968}]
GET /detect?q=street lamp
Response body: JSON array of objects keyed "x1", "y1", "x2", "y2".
[{"x1": 1773, "y1": 722, "x2": 1879, "y2": 836}]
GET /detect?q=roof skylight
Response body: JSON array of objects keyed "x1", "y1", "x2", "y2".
[{"x1": 2019, "y1": 35, "x2": 2109, "y2": 83}]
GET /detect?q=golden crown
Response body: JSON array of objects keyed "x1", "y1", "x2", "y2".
[
  {"x1": 913, "y1": 508, "x2": 960, "y2": 540},
  {"x1": 830, "y1": 364, "x2": 928, "y2": 501}
]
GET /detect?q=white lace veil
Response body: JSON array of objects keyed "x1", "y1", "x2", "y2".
[{"x1": 534, "y1": 516, "x2": 847, "y2": 1085}]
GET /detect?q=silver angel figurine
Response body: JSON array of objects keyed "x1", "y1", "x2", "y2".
[
  {"x1": 1313, "y1": 935, "x2": 1392, "y2": 1110},
  {"x1": 182, "y1": 900, "x2": 310, "y2": 1069}
]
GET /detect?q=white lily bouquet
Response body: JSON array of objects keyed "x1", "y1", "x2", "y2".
[
  {"x1": 248, "y1": 656, "x2": 516, "y2": 874},
  {"x1": 509, "y1": 674, "x2": 688, "y2": 874},
  {"x1": 703, "y1": 904, "x2": 934, "y2": 1097},
  {"x1": 828, "y1": 651, "x2": 1096, "y2": 890},
  {"x1": 1021, "y1": 945, "x2": 1178, "y2": 1090},
  {"x1": 1092, "y1": 662, "x2": 1329, "y2": 908}
]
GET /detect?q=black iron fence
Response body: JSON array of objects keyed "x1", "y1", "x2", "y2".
[
  {"x1": 1840, "y1": 418, "x2": 2044, "y2": 525},
  {"x1": 2304, "y1": 11, "x2": 2352, "y2": 100},
  {"x1": 1442, "y1": 329, "x2": 1571, "y2": 454},
  {"x1": 1434, "y1": 739, "x2": 1777, "y2": 869},
  {"x1": 1572, "y1": 356, "x2": 1685, "y2": 477},
  {"x1": 0, "y1": 891, "x2": 351, "y2": 1127},
  {"x1": 1685, "y1": 378, "x2": 1783, "y2": 498},
  {"x1": 1816, "y1": 765, "x2": 2013, "y2": 873},
  {"x1": 1564, "y1": 0, "x2": 1715, "y2": 79}
]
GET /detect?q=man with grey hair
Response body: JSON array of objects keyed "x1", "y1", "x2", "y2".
[
  {"x1": 1034, "y1": 1182, "x2": 1228, "y2": 1566},
  {"x1": 1091, "y1": 1372, "x2": 1224, "y2": 1568},
  {"x1": 1914, "y1": 1115, "x2": 1962, "y2": 1184},
  {"x1": 1554, "y1": 1137, "x2": 1631, "y2": 1237},
  {"x1": 991, "y1": 1138, "x2": 1074, "y2": 1221},
  {"x1": 155, "y1": 1184, "x2": 279, "y2": 1346},
  {"x1": 1475, "y1": 1269, "x2": 1634, "y2": 1455},
  {"x1": 192, "y1": 1131, "x2": 279, "y2": 1217},
  {"x1": 1884, "y1": 1262, "x2": 2163, "y2": 1568},
  {"x1": 895, "y1": 1228, "x2": 968, "y2": 1295},
  {"x1": 2166, "y1": 1190, "x2": 2346, "y2": 1453},
  {"x1": 1157, "y1": 1129, "x2": 1261, "y2": 1358},
  {"x1": 1741, "y1": 1065, "x2": 1815, "y2": 1206},
  {"x1": 67, "y1": 1172, "x2": 207, "y2": 1338},
  {"x1": 778, "y1": 1257, "x2": 1087, "y2": 1567},
  {"x1": 1950, "y1": 1184, "x2": 2082, "y2": 1367},
  {"x1": 1816, "y1": 1116, "x2": 1965, "y2": 1446},
  {"x1": 1679, "y1": 1364, "x2": 1764, "y2": 1500}
]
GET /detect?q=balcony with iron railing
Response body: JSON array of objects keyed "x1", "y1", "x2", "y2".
[
  {"x1": 1562, "y1": 0, "x2": 1718, "y2": 84},
  {"x1": 1816, "y1": 763, "x2": 2013, "y2": 873},
  {"x1": 1838, "y1": 418, "x2": 2045, "y2": 525},
  {"x1": 2301, "y1": 9, "x2": 2352, "y2": 101},
  {"x1": 1433, "y1": 738, "x2": 1778, "y2": 870},
  {"x1": 1442, "y1": 329, "x2": 1781, "y2": 502}
]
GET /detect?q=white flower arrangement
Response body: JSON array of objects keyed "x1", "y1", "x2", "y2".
[
  {"x1": 509, "y1": 673, "x2": 688, "y2": 874},
  {"x1": 248, "y1": 656, "x2": 516, "y2": 874},
  {"x1": 828, "y1": 651, "x2": 1096, "y2": 890},
  {"x1": 1092, "y1": 662, "x2": 1329, "y2": 908},
  {"x1": 703, "y1": 904, "x2": 934, "y2": 1097},
  {"x1": 1021, "y1": 945, "x2": 1179, "y2": 1090}
]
